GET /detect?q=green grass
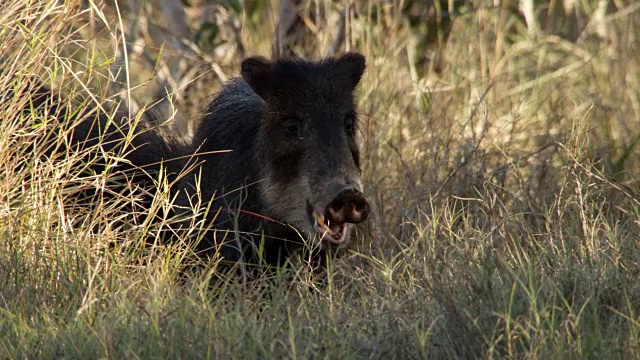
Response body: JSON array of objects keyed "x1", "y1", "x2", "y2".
[{"x1": 2, "y1": 0, "x2": 640, "y2": 358}]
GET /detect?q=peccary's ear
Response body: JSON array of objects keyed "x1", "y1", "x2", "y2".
[
  {"x1": 337, "y1": 52, "x2": 366, "y2": 90},
  {"x1": 241, "y1": 57, "x2": 273, "y2": 99}
]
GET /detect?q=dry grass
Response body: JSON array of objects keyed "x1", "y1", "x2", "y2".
[{"x1": 1, "y1": 0, "x2": 640, "y2": 358}]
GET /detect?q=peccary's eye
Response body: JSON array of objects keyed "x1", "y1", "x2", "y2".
[
  {"x1": 283, "y1": 117, "x2": 303, "y2": 138},
  {"x1": 344, "y1": 113, "x2": 356, "y2": 135}
]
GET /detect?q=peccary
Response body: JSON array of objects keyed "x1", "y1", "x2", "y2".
[
  {"x1": 9, "y1": 52, "x2": 371, "y2": 269},
  {"x1": 179, "y1": 53, "x2": 371, "y2": 266}
]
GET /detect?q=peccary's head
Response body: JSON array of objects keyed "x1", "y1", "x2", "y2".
[{"x1": 242, "y1": 53, "x2": 370, "y2": 248}]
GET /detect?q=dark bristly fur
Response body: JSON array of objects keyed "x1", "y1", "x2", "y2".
[
  {"x1": 12, "y1": 53, "x2": 370, "y2": 271},
  {"x1": 181, "y1": 53, "x2": 370, "y2": 268}
]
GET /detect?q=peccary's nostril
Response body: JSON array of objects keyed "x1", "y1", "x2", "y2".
[
  {"x1": 350, "y1": 196, "x2": 369, "y2": 223},
  {"x1": 326, "y1": 188, "x2": 370, "y2": 224},
  {"x1": 328, "y1": 201, "x2": 346, "y2": 223}
]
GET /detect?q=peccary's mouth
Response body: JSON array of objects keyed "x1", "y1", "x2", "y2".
[{"x1": 312, "y1": 211, "x2": 348, "y2": 244}]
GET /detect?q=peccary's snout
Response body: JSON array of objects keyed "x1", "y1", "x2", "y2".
[{"x1": 326, "y1": 188, "x2": 370, "y2": 225}]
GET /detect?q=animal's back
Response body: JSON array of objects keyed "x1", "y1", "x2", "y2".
[{"x1": 195, "y1": 78, "x2": 265, "y2": 153}]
